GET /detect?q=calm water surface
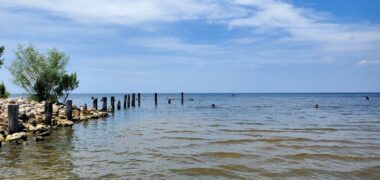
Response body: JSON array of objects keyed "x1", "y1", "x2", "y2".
[{"x1": 1, "y1": 93, "x2": 380, "y2": 179}]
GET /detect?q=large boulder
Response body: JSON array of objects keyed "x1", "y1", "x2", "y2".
[
  {"x1": 73, "y1": 109, "x2": 80, "y2": 117},
  {"x1": 57, "y1": 119, "x2": 74, "y2": 127},
  {"x1": 35, "y1": 114, "x2": 44, "y2": 123},
  {"x1": 6, "y1": 132, "x2": 27, "y2": 142}
]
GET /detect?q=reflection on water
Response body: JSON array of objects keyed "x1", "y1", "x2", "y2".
[{"x1": 1, "y1": 93, "x2": 380, "y2": 179}]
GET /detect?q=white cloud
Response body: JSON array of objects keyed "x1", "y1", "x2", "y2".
[
  {"x1": 0, "y1": 0, "x2": 242, "y2": 25},
  {"x1": 357, "y1": 60, "x2": 380, "y2": 65},
  {"x1": 127, "y1": 37, "x2": 220, "y2": 54},
  {"x1": 1, "y1": 0, "x2": 380, "y2": 65}
]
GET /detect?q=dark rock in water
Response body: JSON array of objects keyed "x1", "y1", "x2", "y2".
[
  {"x1": 35, "y1": 136, "x2": 44, "y2": 142},
  {"x1": 36, "y1": 129, "x2": 51, "y2": 136},
  {"x1": 19, "y1": 114, "x2": 29, "y2": 122}
]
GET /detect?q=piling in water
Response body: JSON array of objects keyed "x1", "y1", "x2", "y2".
[
  {"x1": 181, "y1": 92, "x2": 184, "y2": 105},
  {"x1": 45, "y1": 102, "x2": 53, "y2": 126},
  {"x1": 117, "y1": 100, "x2": 121, "y2": 110},
  {"x1": 101, "y1": 97, "x2": 107, "y2": 111},
  {"x1": 127, "y1": 94, "x2": 131, "y2": 108},
  {"x1": 132, "y1": 93, "x2": 136, "y2": 107},
  {"x1": 138, "y1": 93, "x2": 141, "y2": 106},
  {"x1": 8, "y1": 104, "x2": 21, "y2": 134},
  {"x1": 124, "y1": 95, "x2": 127, "y2": 109},
  {"x1": 155, "y1": 93, "x2": 158, "y2": 106},
  {"x1": 93, "y1": 98, "x2": 98, "y2": 110},
  {"x1": 65, "y1": 100, "x2": 73, "y2": 121},
  {"x1": 111, "y1": 96, "x2": 115, "y2": 112}
]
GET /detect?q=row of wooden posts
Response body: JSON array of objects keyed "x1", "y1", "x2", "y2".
[
  {"x1": 92, "y1": 92, "x2": 185, "y2": 111},
  {"x1": 6, "y1": 93, "x2": 185, "y2": 135}
]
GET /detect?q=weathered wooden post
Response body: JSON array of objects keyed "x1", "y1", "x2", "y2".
[
  {"x1": 93, "y1": 98, "x2": 98, "y2": 110},
  {"x1": 8, "y1": 104, "x2": 21, "y2": 134},
  {"x1": 124, "y1": 95, "x2": 127, "y2": 109},
  {"x1": 138, "y1": 93, "x2": 141, "y2": 106},
  {"x1": 155, "y1": 93, "x2": 158, "y2": 106},
  {"x1": 132, "y1": 93, "x2": 136, "y2": 107},
  {"x1": 117, "y1": 100, "x2": 121, "y2": 110},
  {"x1": 127, "y1": 94, "x2": 131, "y2": 108},
  {"x1": 101, "y1": 97, "x2": 107, "y2": 111},
  {"x1": 45, "y1": 102, "x2": 53, "y2": 126},
  {"x1": 181, "y1": 92, "x2": 184, "y2": 105},
  {"x1": 111, "y1": 96, "x2": 115, "y2": 111},
  {"x1": 65, "y1": 100, "x2": 73, "y2": 121}
]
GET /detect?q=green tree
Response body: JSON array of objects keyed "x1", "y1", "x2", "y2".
[
  {"x1": 0, "y1": 46, "x2": 4, "y2": 68},
  {"x1": 0, "y1": 46, "x2": 10, "y2": 98},
  {"x1": 8, "y1": 44, "x2": 79, "y2": 103}
]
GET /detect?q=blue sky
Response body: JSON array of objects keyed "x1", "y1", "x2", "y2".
[{"x1": 0, "y1": 0, "x2": 379, "y2": 93}]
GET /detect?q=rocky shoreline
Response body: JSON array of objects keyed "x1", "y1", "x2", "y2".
[{"x1": 0, "y1": 97, "x2": 108, "y2": 146}]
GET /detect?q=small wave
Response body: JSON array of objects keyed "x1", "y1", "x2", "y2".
[
  {"x1": 164, "y1": 137, "x2": 208, "y2": 141},
  {"x1": 210, "y1": 139, "x2": 256, "y2": 144},
  {"x1": 283, "y1": 153, "x2": 380, "y2": 161},
  {"x1": 196, "y1": 152, "x2": 247, "y2": 158},
  {"x1": 284, "y1": 128, "x2": 338, "y2": 131},
  {"x1": 164, "y1": 130, "x2": 196, "y2": 133},
  {"x1": 170, "y1": 168, "x2": 245, "y2": 179},
  {"x1": 210, "y1": 138, "x2": 310, "y2": 145},
  {"x1": 208, "y1": 124, "x2": 224, "y2": 127},
  {"x1": 234, "y1": 122, "x2": 265, "y2": 125},
  {"x1": 218, "y1": 164, "x2": 261, "y2": 173},
  {"x1": 220, "y1": 129, "x2": 283, "y2": 133}
]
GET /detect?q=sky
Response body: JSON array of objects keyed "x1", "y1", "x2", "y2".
[{"x1": 0, "y1": 0, "x2": 379, "y2": 93}]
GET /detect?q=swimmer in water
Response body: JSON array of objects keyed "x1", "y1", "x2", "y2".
[
  {"x1": 315, "y1": 104, "x2": 319, "y2": 108},
  {"x1": 211, "y1": 104, "x2": 216, "y2": 108},
  {"x1": 365, "y1": 96, "x2": 370, "y2": 100}
]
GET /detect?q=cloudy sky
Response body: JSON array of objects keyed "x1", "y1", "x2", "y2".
[{"x1": 0, "y1": 0, "x2": 379, "y2": 93}]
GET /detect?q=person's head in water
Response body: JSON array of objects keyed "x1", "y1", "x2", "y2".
[
  {"x1": 365, "y1": 96, "x2": 370, "y2": 100},
  {"x1": 315, "y1": 104, "x2": 319, "y2": 108},
  {"x1": 211, "y1": 104, "x2": 216, "y2": 108}
]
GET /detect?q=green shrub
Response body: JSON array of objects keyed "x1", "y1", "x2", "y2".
[{"x1": 8, "y1": 44, "x2": 79, "y2": 103}]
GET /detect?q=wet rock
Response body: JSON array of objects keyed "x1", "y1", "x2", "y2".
[
  {"x1": 73, "y1": 109, "x2": 80, "y2": 117},
  {"x1": 35, "y1": 136, "x2": 44, "y2": 142},
  {"x1": 57, "y1": 119, "x2": 74, "y2": 127},
  {"x1": 35, "y1": 124, "x2": 49, "y2": 131},
  {"x1": 0, "y1": 126, "x2": 8, "y2": 137},
  {"x1": 35, "y1": 128, "x2": 51, "y2": 136},
  {"x1": 6, "y1": 132, "x2": 27, "y2": 142}
]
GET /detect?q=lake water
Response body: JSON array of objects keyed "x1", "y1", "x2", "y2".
[{"x1": 1, "y1": 93, "x2": 380, "y2": 179}]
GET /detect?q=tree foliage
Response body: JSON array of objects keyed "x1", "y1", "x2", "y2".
[
  {"x1": 0, "y1": 46, "x2": 10, "y2": 98},
  {"x1": 8, "y1": 44, "x2": 79, "y2": 103},
  {"x1": 0, "y1": 82, "x2": 10, "y2": 98},
  {"x1": 0, "y1": 46, "x2": 4, "y2": 68}
]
